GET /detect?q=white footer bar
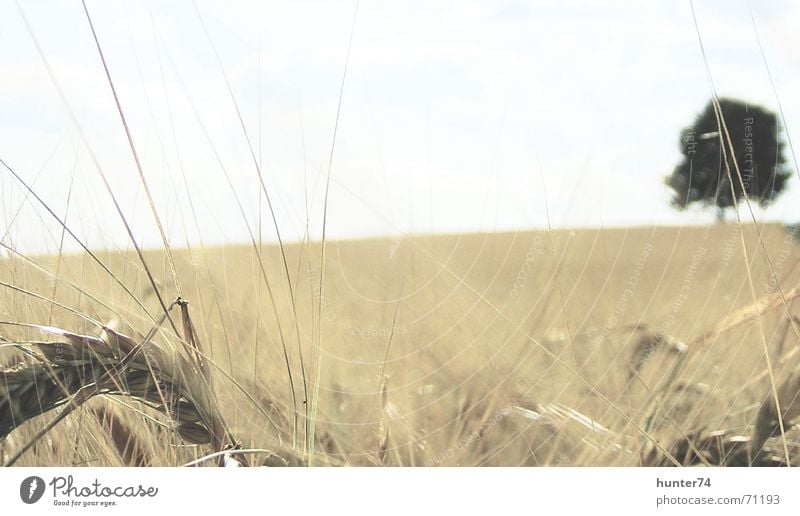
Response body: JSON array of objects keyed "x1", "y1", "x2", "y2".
[{"x1": 2, "y1": 467, "x2": 798, "y2": 515}]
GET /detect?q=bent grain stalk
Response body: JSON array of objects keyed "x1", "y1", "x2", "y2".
[{"x1": 0, "y1": 297, "x2": 241, "y2": 466}]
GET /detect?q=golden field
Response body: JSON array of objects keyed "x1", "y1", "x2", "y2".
[{"x1": 2, "y1": 222, "x2": 800, "y2": 466}]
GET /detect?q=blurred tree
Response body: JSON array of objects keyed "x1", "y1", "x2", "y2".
[{"x1": 665, "y1": 98, "x2": 791, "y2": 220}]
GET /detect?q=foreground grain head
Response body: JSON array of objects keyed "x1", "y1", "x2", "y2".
[{"x1": 0, "y1": 298, "x2": 242, "y2": 466}]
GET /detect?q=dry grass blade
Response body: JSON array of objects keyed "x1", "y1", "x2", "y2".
[
  {"x1": 644, "y1": 368, "x2": 800, "y2": 467},
  {"x1": 512, "y1": 402, "x2": 630, "y2": 456},
  {"x1": 644, "y1": 428, "x2": 800, "y2": 467},
  {"x1": 645, "y1": 430, "x2": 752, "y2": 467},
  {"x1": 693, "y1": 285, "x2": 800, "y2": 351},
  {"x1": 752, "y1": 370, "x2": 800, "y2": 462},
  {"x1": 175, "y1": 298, "x2": 243, "y2": 465},
  {"x1": 376, "y1": 375, "x2": 390, "y2": 464}
]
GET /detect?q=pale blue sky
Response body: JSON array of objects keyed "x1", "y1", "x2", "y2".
[{"x1": 1, "y1": 0, "x2": 799, "y2": 253}]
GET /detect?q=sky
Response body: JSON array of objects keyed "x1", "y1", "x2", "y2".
[{"x1": 1, "y1": 0, "x2": 800, "y2": 253}]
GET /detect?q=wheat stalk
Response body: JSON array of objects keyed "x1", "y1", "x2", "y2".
[
  {"x1": 751, "y1": 370, "x2": 800, "y2": 463},
  {"x1": 692, "y1": 284, "x2": 800, "y2": 352},
  {"x1": 643, "y1": 369, "x2": 800, "y2": 466},
  {"x1": 0, "y1": 298, "x2": 240, "y2": 466},
  {"x1": 93, "y1": 406, "x2": 150, "y2": 467}
]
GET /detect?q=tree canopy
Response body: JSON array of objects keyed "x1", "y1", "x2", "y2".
[{"x1": 665, "y1": 98, "x2": 791, "y2": 217}]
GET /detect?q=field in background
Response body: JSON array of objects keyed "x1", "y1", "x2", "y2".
[{"x1": 2, "y1": 223, "x2": 800, "y2": 466}]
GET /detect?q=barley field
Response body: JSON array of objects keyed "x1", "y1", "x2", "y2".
[{"x1": 2, "y1": 223, "x2": 800, "y2": 466}]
